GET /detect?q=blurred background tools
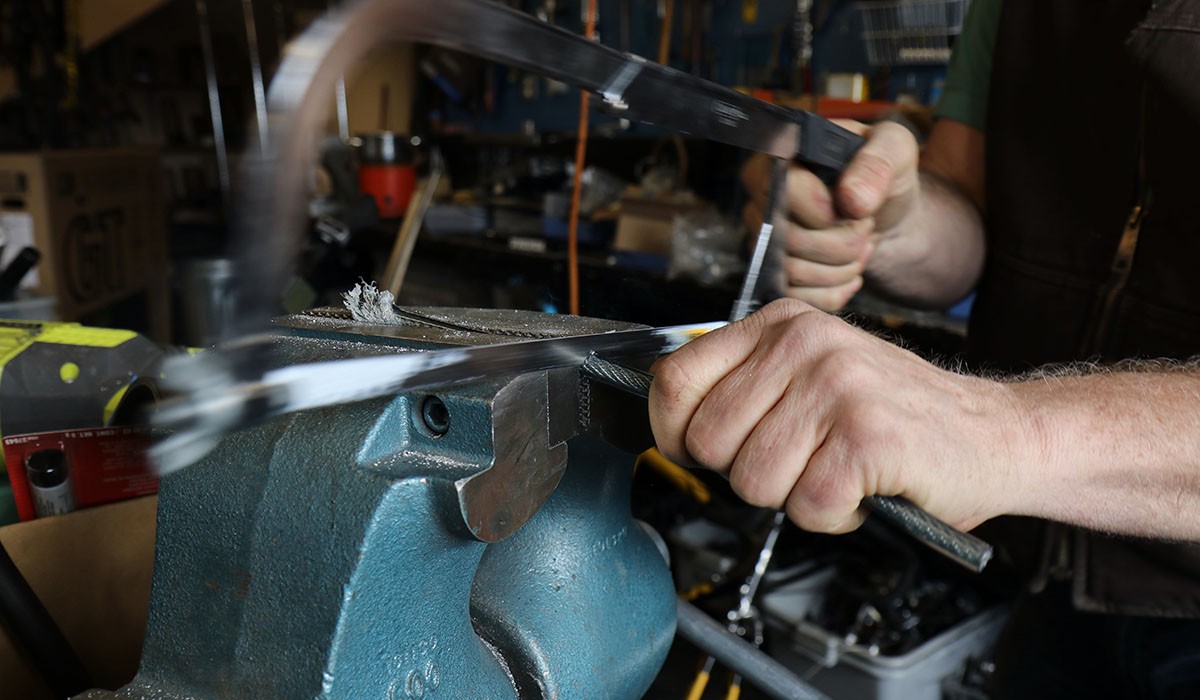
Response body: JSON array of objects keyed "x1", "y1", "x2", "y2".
[{"x1": 357, "y1": 130, "x2": 418, "y2": 220}]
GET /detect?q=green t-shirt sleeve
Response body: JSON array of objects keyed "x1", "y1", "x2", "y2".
[{"x1": 933, "y1": 0, "x2": 1003, "y2": 132}]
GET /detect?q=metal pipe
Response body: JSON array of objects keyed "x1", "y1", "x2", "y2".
[
  {"x1": 675, "y1": 598, "x2": 829, "y2": 700},
  {"x1": 243, "y1": 0, "x2": 270, "y2": 153},
  {"x1": 195, "y1": 0, "x2": 231, "y2": 203}
]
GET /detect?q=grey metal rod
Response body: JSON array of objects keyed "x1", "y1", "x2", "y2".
[
  {"x1": 676, "y1": 598, "x2": 829, "y2": 700},
  {"x1": 243, "y1": 0, "x2": 270, "y2": 153},
  {"x1": 329, "y1": 0, "x2": 351, "y2": 141},
  {"x1": 335, "y1": 77, "x2": 350, "y2": 141},
  {"x1": 733, "y1": 510, "x2": 789, "y2": 622},
  {"x1": 196, "y1": 0, "x2": 231, "y2": 203},
  {"x1": 579, "y1": 356, "x2": 993, "y2": 572}
]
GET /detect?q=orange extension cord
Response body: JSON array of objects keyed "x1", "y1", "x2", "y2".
[
  {"x1": 566, "y1": 0, "x2": 599, "y2": 315},
  {"x1": 657, "y1": 0, "x2": 674, "y2": 65}
]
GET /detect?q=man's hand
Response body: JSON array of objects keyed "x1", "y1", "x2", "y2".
[
  {"x1": 648, "y1": 299, "x2": 1031, "y2": 535},
  {"x1": 742, "y1": 121, "x2": 920, "y2": 311}
]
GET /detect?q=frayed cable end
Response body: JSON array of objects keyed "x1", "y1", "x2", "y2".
[{"x1": 342, "y1": 281, "x2": 403, "y2": 325}]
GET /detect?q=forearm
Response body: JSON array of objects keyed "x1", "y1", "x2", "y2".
[
  {"x1": 649, "y1": 299, "x2": 1200, "y2": 543},
  {"x1": 863, "y1": 170, "x2": 986, "y2": 308},
  {"x1": 1008, "y1": 364, "x2": 1200, "y2": 540}
]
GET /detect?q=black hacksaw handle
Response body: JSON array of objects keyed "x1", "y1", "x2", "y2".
[{"x1": 793, "y1": 110, "x2": 866, "y2": 189}]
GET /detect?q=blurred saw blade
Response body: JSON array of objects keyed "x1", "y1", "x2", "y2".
[{"x1": 151, "y1": 321, "x2": 723, "y2": 473}]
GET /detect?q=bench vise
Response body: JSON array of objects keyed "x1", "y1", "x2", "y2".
[{"x1": 81, "y1": 308, "x2": 675, "y2": 699}]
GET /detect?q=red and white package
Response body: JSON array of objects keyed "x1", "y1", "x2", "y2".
[{"x1": 3, "y1": 426, "x2": 157, "y2": 521}]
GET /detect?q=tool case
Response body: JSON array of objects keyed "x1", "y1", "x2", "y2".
[{"x1": 761, "y1": 565, "x2": 1008, "y2": 700}]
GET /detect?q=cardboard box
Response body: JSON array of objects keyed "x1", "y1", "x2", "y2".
[
  {"x1": 614, "y1": 196, "x2": 713, "y2": 255},
  {"x1": 0, "y1": 496, "x2": 156, "y2": 699},
  {"x1": 330, "y1": 43, "x2": 417, "y2": 137},
  {"x1": 0, "y1": 149, "x2": 168, "y2": 329}
]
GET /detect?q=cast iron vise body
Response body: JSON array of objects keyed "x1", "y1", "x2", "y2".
[{"x1": 81, "y1": 308, "x2": 674, "y2": 699}]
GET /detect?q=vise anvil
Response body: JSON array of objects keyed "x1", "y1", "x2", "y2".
[{"x1": 80, "y1": 308, "x2": 675, "y2": 699}]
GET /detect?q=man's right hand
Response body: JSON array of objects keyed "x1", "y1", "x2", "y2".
[{"x1": 741, "y1": 120, "x2": 921, "y2": 311}]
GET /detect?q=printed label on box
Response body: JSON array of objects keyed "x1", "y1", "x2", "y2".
[{"x1": 3, "y1": 426, "x2": 157, "y2": 521}]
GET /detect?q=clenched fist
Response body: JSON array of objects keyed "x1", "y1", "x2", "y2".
[
  {"x1": 742, "y1": 121, "x2": 921, "y2": 311},
  {"x1": 648, "y1": 299, "x2": 1031, "y2": 535}
]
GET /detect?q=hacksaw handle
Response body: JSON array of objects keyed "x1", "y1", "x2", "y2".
[
  {"x1": 865, "y1": 495, "x2": 993, "y2": 572},
  {"x1": 793, "y1": 110, "x2": 866, "y2": 189}
]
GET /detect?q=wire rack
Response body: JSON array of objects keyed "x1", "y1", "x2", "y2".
[{"x1": 856, "y1": 0, "x2": 969, "y2": 66}]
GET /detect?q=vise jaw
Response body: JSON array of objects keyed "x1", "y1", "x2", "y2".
[{"x1": 79, "y1": 308, "x2": 675, "y2": 700}]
